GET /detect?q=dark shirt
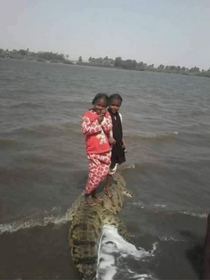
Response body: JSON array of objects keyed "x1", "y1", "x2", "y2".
[{"x1": 108, "y1": 109, "x2": 126, "y2": 168}]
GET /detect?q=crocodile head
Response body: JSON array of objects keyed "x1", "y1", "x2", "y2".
[{"x1": 113, "y1": 172, "x2": 133, "y2": 198}]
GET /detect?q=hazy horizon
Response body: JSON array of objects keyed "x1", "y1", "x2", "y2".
[{"x1": 0, "y1": 0, "x2": 210, "y2": 70}]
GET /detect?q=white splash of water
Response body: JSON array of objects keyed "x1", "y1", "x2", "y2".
[
  {"x1": 154, "y1": 204, "x2": 166, "y2": 208},
  {"x1": 179, "y1": 211, "x2": 207, "y2": 218},
  {"x1": 0, "y1": 207, "x2": 72, "y2": 234},
  {"x1": 121, "y1": 163, "x2": 136, "y2": 170},
  {"x1": 97, "y1": 226, "x2": 157, "y2": 280},
  {"x1": 158, "y1": 236, "x2": 185, "y2": 242}
]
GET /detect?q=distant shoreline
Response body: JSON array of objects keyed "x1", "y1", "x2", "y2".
[{"x1": 0, "y1": 48, "x2": 209, "y2": 78}]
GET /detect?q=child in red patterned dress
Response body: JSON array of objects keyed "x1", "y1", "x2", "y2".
[{"x1": 81, "y1": 93, "x2": 114, "y2": 206}]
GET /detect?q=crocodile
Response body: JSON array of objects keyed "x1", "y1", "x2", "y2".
[{"x1": 68, "y1": 172, "x2": 132, "y2": 280}]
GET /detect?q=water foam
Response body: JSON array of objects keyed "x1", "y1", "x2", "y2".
[
  {"x1": 97, "y1": 226, "x2": 157, "y2": 280},
  {"x1": 158, "y1": 236, "x2": 185, "y2": 242},
  {"x1": 179, "y1": 211, "x2": 207, "y2": 219},
  {"x1": 0, "y1": 207, "x2": 73, "y2": 234},
  {"x1": 130, "y1": 202, "x2": 208, "y2": 219},
  {"x1": 130, "y1": 202, "x2": 166, "y2": 209},
  {"x1": 121, "y1": 163, "x2": 136, "y2": 170}
]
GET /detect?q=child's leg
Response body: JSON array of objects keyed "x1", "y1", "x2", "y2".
[
  {"x1": 92, "y1": 152, "x2": 111, "y2": 198},
  {"x1": 92, "y1": 152, "x2": 112, "y2": 201},
  {"x1": 85, "y1": 193, "x2": 96, "y2": 206},
  {"x1": 85, "y1": 155, "x2": 101, "y2": 206},
  {"x1": 85, "y1": 152, "x2": 111, "y2": 205},
  {"x1": 104, "y1": 163, "x2": 118, "y2": 198}
]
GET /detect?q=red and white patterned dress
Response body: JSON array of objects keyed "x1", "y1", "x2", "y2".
[{"x1": 82, "y1": 110, "x2": 112, "y2": 194}]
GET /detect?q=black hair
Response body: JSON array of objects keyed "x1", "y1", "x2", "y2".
[
  {"x1": 109, "y1": 93, "x2": 123, "y2": 104},
  {"x1": 92, "y1": 93, "x2": 109, "y2": 105}
]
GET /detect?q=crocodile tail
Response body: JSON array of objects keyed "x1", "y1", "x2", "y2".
[{"x1": 69, "y1": 207, "x2": 102, "y2": 279}]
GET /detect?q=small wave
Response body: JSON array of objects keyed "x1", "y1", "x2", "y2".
[
  {"x1": 8, "y1": 101, "x2": 44, "y2": 109},
  {"x1": 130, "y1": 202, "x2": 208, "y2": 219},
  {"x1": 152, "y1": 131, "x2": 179, "y2": 138},
  {"x1": 121, "y1": 161, "x2": 172, "y2": 175},
  {"x1": 0, "y1": 138, "x2": 19, "y2": 148},
  {"x1": 0, "y1": 207, "x2": 73, "y2": 234},
  {"x1": 126, "y1": 271, "x2": 157, "y2": 280},
  {"x1": 14, "y1": 122, "x2": 80, "y2": 138},
  {"x1": 154, "y1": 204, "x2": 166, "y2": 208},
  {"x1": 130, "y1": 202, "x2": 166, "y2": 209},
  {"x1": 126, "y1": 131, "x2": 178, "y2": 143},
  {"x1": 120, "y1": 163, "x2": 136, "y2": 170},
  {"x1": 179, "y1": 211, "x2": 207, "y2": 219},
  {"x1": 158, "y1": 236, "x2": 185, "y2": 242}
]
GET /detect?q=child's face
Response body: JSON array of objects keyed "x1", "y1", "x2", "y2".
[
  {"x1": 93, "y1": 98, "x2": 107, "y2": 114},
  {"x1": 109, "y1": 98, "x2": 121, "y2": 114}
]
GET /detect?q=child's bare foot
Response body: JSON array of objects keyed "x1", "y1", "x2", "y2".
[
  {"x1": 85, "y1": 194, "x2": 96, "y2": 206},
  {"x1": 93, "y1": 193, "x2": 103, "y2": 201},
  {"x1": 104, "y1": 187, "x2": 112, "y2": 198}
]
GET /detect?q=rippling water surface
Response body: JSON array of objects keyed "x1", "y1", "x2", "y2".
[{"x1": 0, "y1": 59, "x2": 210, "y2": 279}]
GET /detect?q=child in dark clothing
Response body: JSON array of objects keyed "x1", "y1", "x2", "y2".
[{"x1": 104, "y1": 94, "x2": 126, "y2": 197}]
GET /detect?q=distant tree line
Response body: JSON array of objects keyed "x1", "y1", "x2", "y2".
[
  {"x1": 85, "y1": 56, "x2": 210, "y2": 78},
  {"x1": 0, "y1": 48, "x2": 73, "y2": 64},
  {"x1": 0, "y1": 48, "x2": 210, "y2": 78}
]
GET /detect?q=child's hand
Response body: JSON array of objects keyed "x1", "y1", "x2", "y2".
[
  {"x1": 98, "y1": 114, "x2": 104, "y2": 123},
  {"x1": 98, "y1": 108, "x2": 107, "y2": 123},
  {"x1": 122, "y1": 139, "x2": 126, "y2": 148},
  {"x1": 101, "y1": 108, "x2": 107, "y2": 115},
  {"x1": 122, "y1": 139, "x2": 127, "y2": 152},
  {"x1": 109, "y1": 137, "x2": 116, "y2": 145}
]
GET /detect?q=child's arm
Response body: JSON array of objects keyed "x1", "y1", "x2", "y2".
[
  {"x1": 101, "y1": 112, "x2": 112, "y2": 133},
  {"x1": 122, "y1": 139, "x2": 126, "y2": 148},
  {"x1": 109, "y1": 136, "x2": 116, "y2": 145},
  {"x1": 119, "y1": 113, "x2": 126, "y2": 148},
  {"x1": 101, "y1": 112, "x2": 116, "y2": 145},
  {"x1": 81, "y1": 115, "x2": 102, "y2": 136},
  {"x1": 108, "y1": 130, "x2": 116, "y2": 145}
]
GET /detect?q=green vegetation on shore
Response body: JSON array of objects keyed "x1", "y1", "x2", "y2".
[
  {"x1": 1, "y1": 48, "x2": 210, "y2": 78},
  {"x1": 0, "y1": 48, "x2": 73, "y2": 65}
]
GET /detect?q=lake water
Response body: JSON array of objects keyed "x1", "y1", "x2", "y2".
[{"x1": 0, "y1": 59, "x2": 210, "y2": 279}]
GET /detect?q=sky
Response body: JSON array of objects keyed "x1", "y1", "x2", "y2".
[{"x1": 0, "y1": 0, "x2": 210, "y2": 69}]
